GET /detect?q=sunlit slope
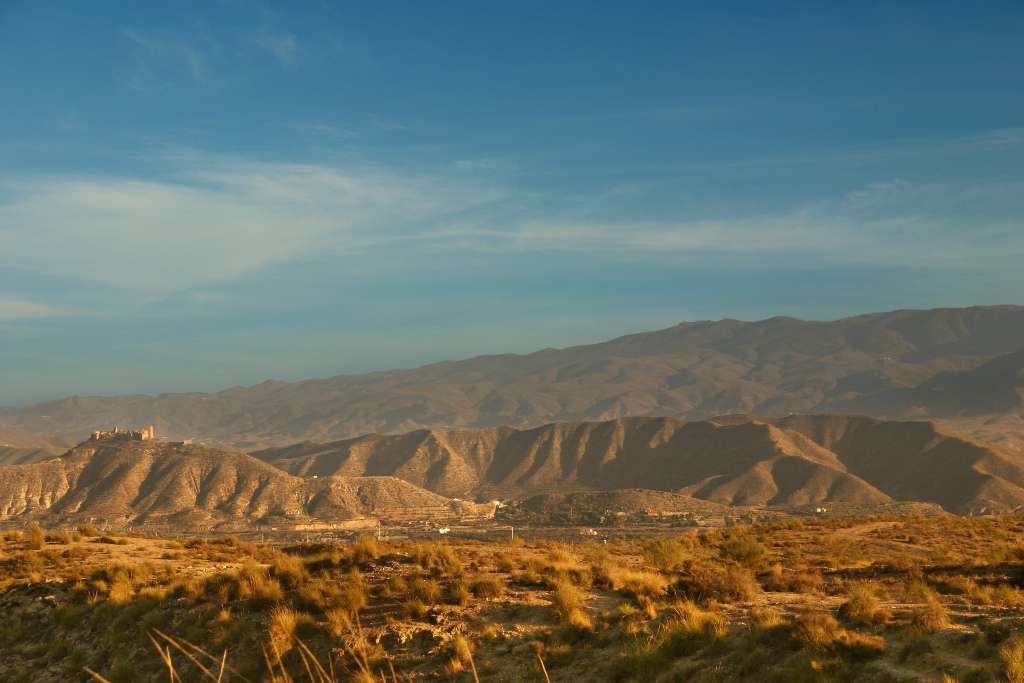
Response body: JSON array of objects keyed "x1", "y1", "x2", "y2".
[
  {"x1": 0, "y1": 439, "x2": 454, "y2": 527},
  {"x1": 254, "y1": 414, "x2": 1024, "y2": 514}
]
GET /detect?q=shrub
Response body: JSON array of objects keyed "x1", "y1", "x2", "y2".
[
  {"x1": 719, "y1": 535, "x2": 766, "y2": 566},
  {"x1": 106, "y1": 657, "x2": 136, "y2": 683},
  {"x1": 267, "y1": 606, "x2": 299, "y2": 655},
  {"x1": 350, "y1": 534, "x2": 379, "y2": 564},
  {"x1": 403, "y1": 598, "x2": 428, "y2": 619},
  {"x1": 748, "y1": 605, "x2": 784, "y2": 631},
  {"x1": 471, "y1": 576, "x2": 505, "y2": 600},
  {"x1": 546, "y1": 545, "x2": 572, "y2": 564},
  {"x1": 411, "y1": 542, "x2": 461, "y2": 575},
  {"x1": 612, "y1": 601, "x2": 726, "y2": 680},
  {"x1": 759, "y1": 563, "x2": 822, "y2": 593},
  {"x1": 837, "y1": 584, "x2": 892, "y2": 626},
  {"x1": 408, "y1": 576, "x2": 441, "y2": 605},
  {"x1": 445, "y1": 634, "x2": 474, "y2": 672},
  {"x1": 993, "y1": 585, "x2": 1024, "y2": 609},
  {"x1": 514, "y1": 559, "x2": 544, "y2": 587},
  {"x1": 26, "y1": 524, "x2": 45, "y2": 550},
  {"x1": 912, "y1": 595, "x2": 949, "y2": 632},
  {"x1": 335, "y1": 582, "x2": 369, "y2": 615},
  {"x1": 1001, "y1": 637, "x2": 1024, "y2": 683},
  {"x1": 107, "y1": 579, "x2": 134, "y2": 605},
  {"x1": 270, "y1": 552, "x2": 308, "y2": 588},
  {"x1": 675, "y1": 562, "x2": 758, "y2": 603},
  {"x1": 494, "y1": 553, "x2": 516, "y2": 573},
  {"x1": 233, "y1": 561, "x2": 283, "y2": 607},
  {"x1": 549, "y1": 581, "x2": 591, "y2": 631},
  {"x1": 448, "y1": 580, "x2": 471, "y2": 606},
  {"x1": 324, "y1": 607, "x2": 351, "y2": 637},
  {"x1": 618, "y1": 570, "x2": 669, "y2": 601},
  {"x1": 643, "y1": 538, "x2": 690, "y2": 571},
  {"x1": 77, "y1": 524, "x2": 98, "y2": 537},
  {"x1": 792, "y1": 609, "x2": 845, "y2": 651},
  {"x1": 379, "y1": 574, "x2": 407, "y2": 598}
]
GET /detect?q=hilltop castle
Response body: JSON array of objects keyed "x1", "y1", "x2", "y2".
[{"x1": 90, "y1": 425, "x2": 155, "y2": 441}]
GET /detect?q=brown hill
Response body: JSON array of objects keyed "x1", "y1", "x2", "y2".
[
  {"x1": 253, "y1": 414, "x2": 1024, "y2": 514},
  {"x1": 2, "y1": 306, "x2": 1024, "y2": 449},
  {"x1": 0, "y1": 425, "x2": 77, "y2": 466},
  {"x1": 820, "y1": 347, "x2": 1024, "y2": 447},
  {"x1": 0, "y1": 438, "x2": 458, "y2": 529}
]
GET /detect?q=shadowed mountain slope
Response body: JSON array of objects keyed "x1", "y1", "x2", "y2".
[
  {"x1": 2, "y1": 306, "x2": 1024, "y2": 449},
  {"x1": 0, "y1": 439, "x2": 457, "y2": 528},
  {"x1": 253, "y1": 414, "x2": 1024, "y2": 514},
  {"x1": 817, "y1": 347, "x2": 1024, "y2": 450}
]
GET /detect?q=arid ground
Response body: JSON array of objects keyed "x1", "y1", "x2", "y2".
[{"x1": 4, "y1": 514, "x2": 1024, "y2": 682}]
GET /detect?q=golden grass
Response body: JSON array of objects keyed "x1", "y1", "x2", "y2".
[{"x1": 18, "y1": 512, "x2": 1024, "y2": 682}]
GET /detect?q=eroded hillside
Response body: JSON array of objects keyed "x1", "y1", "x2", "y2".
[
  {"x1": 0, "y1": 439, "x2": 472, "y2": 529},
  {"x1": 254, "y1": 414, "x2": 1024, "y2": 514}
]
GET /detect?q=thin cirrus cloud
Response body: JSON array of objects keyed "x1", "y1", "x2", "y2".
[
  {"x1": 0, "y1": 298, "x2": 58, "y2": 322},
  {"x1": 251, "y1": 30, "x2": 302, "y2": 66},
  {"x1": 120, "y1": 28, "x2": 220, "y2": 88},
  {"x1": 0, "y1": 159, "x2": 504, "y2": 298},
  {"x1": 437, "y1": 179, "x2": 1024, "y2": 269},
  {"x1": 1, "y1": 154, "x2": 1020, "y2": 312},
  {"x1": 120, "y1": 24, "x2": 304, "y2": 89}
]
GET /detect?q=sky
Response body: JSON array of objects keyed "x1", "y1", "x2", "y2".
[{"x1": 1, "y1": 1, "x2": 1023, "y2": 407}]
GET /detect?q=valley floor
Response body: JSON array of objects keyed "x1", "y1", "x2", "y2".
[{"x1": 3, "y1": 514, "x2": 1024, "y2": 682}]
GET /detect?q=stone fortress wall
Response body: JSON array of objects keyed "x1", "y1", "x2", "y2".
[{"x1": 90, "y1": 425, "x2": 155, "y2": 441}]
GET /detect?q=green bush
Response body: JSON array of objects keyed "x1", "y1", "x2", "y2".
[
  {"x1": 643, "y1": 538, "x2": 690, "y2": 571},
  {"x1": 719, "y1": 535, "x2": 766, "y2": 566}
]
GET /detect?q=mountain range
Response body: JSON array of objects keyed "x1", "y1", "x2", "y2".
[
  {"x1": 2, "y1": 305, "x2": 1023, "y2": 450},
  {"x1": 252, "y1": 414, "x2": 1024, "y2": 515},
  {"x1": 1, "y1": 413, "x2": 1022, "y2": 527}
]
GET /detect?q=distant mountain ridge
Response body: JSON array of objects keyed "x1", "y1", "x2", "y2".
[
  {"x1": 0, "y1": 426, "x2": 76, "y2": 467},
  {"x1": 252, "y1": 414, "x2": 1024, "y2": 515},
  {"x1": 2, "y1": 305, "x2": 1024, "y2": 449}
]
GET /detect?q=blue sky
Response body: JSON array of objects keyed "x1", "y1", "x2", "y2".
[{"x1": 1, "y1": 1, "x2": 1022, "y2": 406}]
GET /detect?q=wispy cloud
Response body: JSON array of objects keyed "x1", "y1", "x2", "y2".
[
  {"x1": 121, "y1": 28, "x2": 221, "y2": 88},
  {"x1": 0, "y1": 158, "x2": 502, "y2": 300},
  {"x1": 437, "y1": 178, "x2": 1024, "y2": 268},
  {"x1": 251, "y1": 30, "x2": 301, "y2": 66},
  {"x1": 0, "y1": 298, "x2": 58, "y2": 322},
  {"x1": 1, "y1": 150, "x2": 1020, "y2": 318}
]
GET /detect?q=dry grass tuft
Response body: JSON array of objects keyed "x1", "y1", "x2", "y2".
[
  {"x1": 549, "y1": 580, "x2": 592, "y2": 631},
  {"x1": 26, "y1": 524, "x2": 45, "y2": 550},
  {"x1": 1001, "y1": 637, "x2": 1024, "y2": 683},
  {"x1": 350, "y1": 534, "x2": 379, "y2": 564},
  {"x1": 837, "y1": 583, "x2": 892, "y2": 626},
  {"x1": 267, "y1": 605, "x2": 300, "y2": 655},
  {"x1": 271, "y1": 552, "x2": 308, "y2": 588},
  {"x1": 471, "y1": 575, "x2": 505, "y2": 599},
  {"x1": 912, "y1": 594, "x2": 950, "y2": 632}
]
